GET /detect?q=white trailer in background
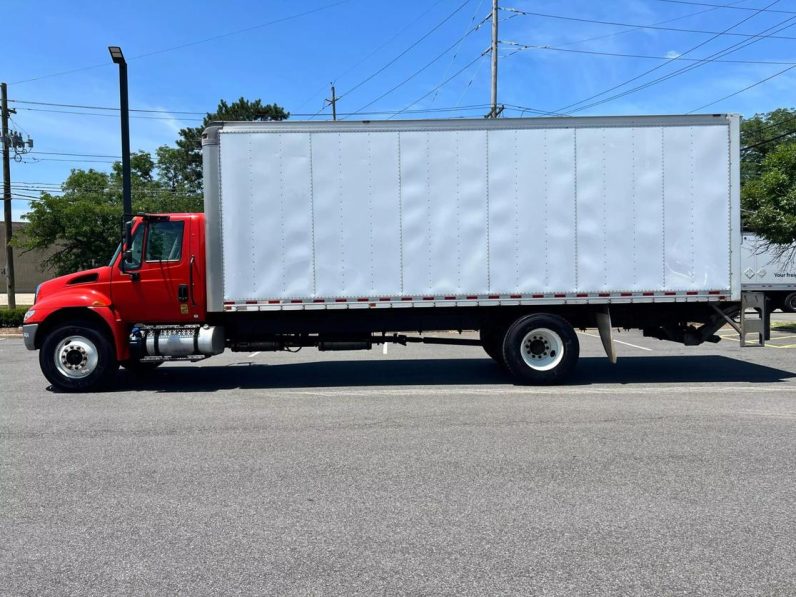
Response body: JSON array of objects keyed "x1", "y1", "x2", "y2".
[{"x1": 741, "y1": 232, "x2": 796, "y2": 312}]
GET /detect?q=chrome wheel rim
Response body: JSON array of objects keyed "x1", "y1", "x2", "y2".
[
  {"x1": 520, "y1": 328, "x2": 564, "y2": 371},
  {"x1": 54, "y1": 335, "x2": 99, "y2": 379}
]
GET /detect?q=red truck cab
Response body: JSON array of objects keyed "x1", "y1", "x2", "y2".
[{"x1": 23, "y1": 213, "x2": 208, "y2": 390}]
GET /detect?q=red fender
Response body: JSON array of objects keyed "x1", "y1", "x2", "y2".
[{"x1": 27, "y1": 289, "x2": 130, "y2": 361}]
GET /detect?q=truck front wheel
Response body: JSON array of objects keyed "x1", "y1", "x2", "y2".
[
  {"x1": 501, "y1": 313, "x2": 579, "y2": 384},
  {"x1": 40, "y1": 321, "x2": 118, "y2": 392}
]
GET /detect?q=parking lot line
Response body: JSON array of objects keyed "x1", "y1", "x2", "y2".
[{"x1": 578, "y1": 331, "x2": 652, "y2": 351}]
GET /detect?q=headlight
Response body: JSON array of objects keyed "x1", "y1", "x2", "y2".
[{"x1": 23, "y1": 309, "x2": 35, "y2": 322}]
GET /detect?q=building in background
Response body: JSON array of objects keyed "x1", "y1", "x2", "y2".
[{"x1": 0, "y1": 222, "x2": 56, "y2": 293}]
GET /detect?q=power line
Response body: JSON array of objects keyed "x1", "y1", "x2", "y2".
[
  {"x1": 500, "y1": 40, "x2": 796, "y2": 66},
  {"x1": 338, "y1": 0, "x2": 475, "y2": 102},
  {"x1": 12, "y1": 100, "x2": 493, "y2": 119},
  {"x1": 388, "y1": 53, "x2": 489, "y2": 119},
  {"x1": 652, "y1": 0, "x2": 796, "y2": 15},
  {"x1": 551, "y1": 0, "x2": 754, "y2": 49},
  {"x1": 10, "y1": 0, "x2": 354, "y2": 85},
  {"x1": 553, "y1": 1, "x2": 794, "y2": 114},
  {"x1": 26, "y1": 151, "x2": 122, "y2": 158},
  {"x1": 297, "y1": 0, "x2": 449, "y2": 114},
  {"x1": 500, "y1": 6, "x2": 796, "y2": 41},
  {"x1": 741, "y1": 128, "x2": 796, "y2": 152},
  {"x1": 348, "y1": 21, "x2": 488, "y2": 117},
  {"x1": 430, "y1": 0, "x2": 488, "y2": 105},
  {"x1": 22, "y1": 157, "x2": 118, "y2": 163},
  {"x1": 689, "y1": 63, "x2": 796, "y2": 112}
]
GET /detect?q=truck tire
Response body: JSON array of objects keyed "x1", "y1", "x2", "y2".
[
  {"x1": 501, "y1": 313, "x2": 579, "y2": 385},
  {"x1": 39, "y1": 321, "x2": 118, "y2": 392},
  {"x1": 783, "y1": 292, "x2": 796, "y2": 313},
  {"x1": 480, "y1": 326, "x2": 506, "y2": 365}
]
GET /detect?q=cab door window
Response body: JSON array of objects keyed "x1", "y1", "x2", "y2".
[
  {"x1": 145, "y1": 221, "x2": 185, "y2": 262},
  {"x1": 125, "y1": 223, "x2": 145, "y2": 269}
]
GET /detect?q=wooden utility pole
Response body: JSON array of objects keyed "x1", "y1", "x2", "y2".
[
  {"x1": 1, "y1": 82, "x2": 16, "y2": 309},
  {"x1": 326, "y1": 83, "x2": 338, "y2": 121},
  {"x1": 489, "y1": 0, "x2": 499, "y2": 119}
]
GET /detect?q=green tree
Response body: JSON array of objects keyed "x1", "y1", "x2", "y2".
[
  {"x1": 743, "y1": 142, "x2": 796, "y2": 246},
  {"x1": 18, "y1": 151, "x2": 202, "y2": 275},
  {"x1": 741, "y1": 108, "x2": 796, "y2": 246},
  {"x1": 171, "y1": 98, "x2": 289, "y2": 192}
]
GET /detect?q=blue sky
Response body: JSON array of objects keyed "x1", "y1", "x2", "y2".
[{"x1": 4, "y1": 0, "x2": 796, "y2": 220}]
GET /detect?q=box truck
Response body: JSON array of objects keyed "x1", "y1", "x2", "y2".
[
  {"x1": 22, "y1": 114, "x2": 764, "y2": 391},
  {"x1": 741, "y1": 232, "x2": 796, "y2": 312}
]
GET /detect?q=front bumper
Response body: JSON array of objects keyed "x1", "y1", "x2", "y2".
[{"x1": 22, "y1": 324, "x2": 38, "y2": 350}]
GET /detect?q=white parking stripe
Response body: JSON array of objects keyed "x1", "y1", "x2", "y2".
[{"x1": 578, "y1": 331, "x2": 652, "y2": 351}]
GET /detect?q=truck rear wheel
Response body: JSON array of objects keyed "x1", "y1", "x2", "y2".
[
  {"x1": 501, "y1": 313, "x2": 579, "y2": 384},
  {"x1": 40, "y1": 321, "x2": 118, "y2": 392},
  {"x1": 783, "y1": 292, "x2": 796, "y2": 313},
  {"x1": 480, "y1": 326, "x2": 506, "y2": 365}
]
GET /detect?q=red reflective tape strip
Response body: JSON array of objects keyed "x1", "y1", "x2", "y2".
[
  {"x1": 576, "y1": 293, "x2": 588, "y2": 298},
  {"x1": 357, "y1": 298, "x2": 369, "y2": 302},
  {"x1": 444, "y1": 296, "x2": 456, "y2": 300},
  {"x1": 554, "y1": 293, "x2": 565, "y2": 298},
  {"x1": 290, "y1": 299, "x2": 302, "y2": 303},
  {"x1": 423, "y1": 296, "x2": 434, "y2": 301},
  {"x1": 510, "y1": 294, "x2": 521, "y2": 299},
  {"x1": 686, "y1": 291, "x2": 698, "y2": 295},
  {"x1": 466, "y1": 295, "x2": 478, "y2": 300},
  {"x1": 643, "y1": 292, "x2": 654, "y2": 296},
  {"x1": 401, "y1": 297, "x2": 413, "y2": 301},
  {"x1": 620, "y1": 292, "x2": 632, "y2": 296},
  {"x1": 598, "y1": 293, "x2": 610, "y2": 297},
  {"x1": 379, "y1": 297, "x2": 391, "y2": 302},
  {"x1": 708, "y1": 290, "x2": 720, "y2": 295},
  {"x1": 335, "y1": 298, "x2": 347, "y2": 303},
  {"x1": 313, "y1": 299, "x2": 325, "y2": 303},
  {"x1": 268, "y1": 300, "x2": 280, "y2": 304},
  {"x1": 664, "y1": 292, "x2": 676, "y2": 296},
  {"x1": 533, "y1": 294, "x2": 544, "y2": 298},
  {"x1": 488, "y1": 295, "x2": 499, "y2": 299},
  {"x1": 246, "y1": 300, "x2": 258, "y2": 304}
]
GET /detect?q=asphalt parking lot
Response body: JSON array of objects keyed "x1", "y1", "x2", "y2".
[{"x1": 2, "y1": 319, "x2": 795, "y2": 596}]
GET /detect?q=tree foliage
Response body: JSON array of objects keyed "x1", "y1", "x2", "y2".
[
  {"x1": 17, "y1": 97, "x2": 287, "y2": 275},
  {"x1": 741, "y1": 109, "x2": 796, "y2": 247},
  {"x1": 19, "y1": 152, "x2": 202, "y2": 275}
]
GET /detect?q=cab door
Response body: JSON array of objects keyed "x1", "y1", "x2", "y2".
[{"x1": 111, "y1": 216, "x2": 198, "y2": 323}]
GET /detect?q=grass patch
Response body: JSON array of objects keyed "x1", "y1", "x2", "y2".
[
  {"x1": 0, "y1": 306, "x2": 31, "y2": 328},
  {"x1": 770, "y1": 321, "x2": 796, "y2": 333}
]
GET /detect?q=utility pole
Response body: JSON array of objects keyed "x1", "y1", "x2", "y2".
[
  {"x1": 325, "y1": 83, "x2": 338, "y2": 121},
  {"x1": 1, "y1": 82, "x2": 16, "y2": 309},
  {"x1": 489, "y1": 0, "x2": 499, "y2": 119}
]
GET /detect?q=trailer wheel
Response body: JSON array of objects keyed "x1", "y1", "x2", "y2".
[
  {"x1": 783, "y1": 292, "x2": 796, "y2": 313},
  {"x1": 40, "y1": 321, "x2": 118, "y2": 392},
  {"x1": 501, "y1": 314, "x2": 579, "y2": 384},
  {"x1": 480, "y1": 326, "x2": 506, "y2": 365}
]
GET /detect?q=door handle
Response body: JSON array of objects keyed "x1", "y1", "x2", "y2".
[{"x1": 178, "y1": 284, "x2": 188, "y2": 303}]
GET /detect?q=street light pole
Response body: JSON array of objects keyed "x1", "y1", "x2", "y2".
[{"x1": 108, "y1": 46, "x2": 132, "y2": 250}]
